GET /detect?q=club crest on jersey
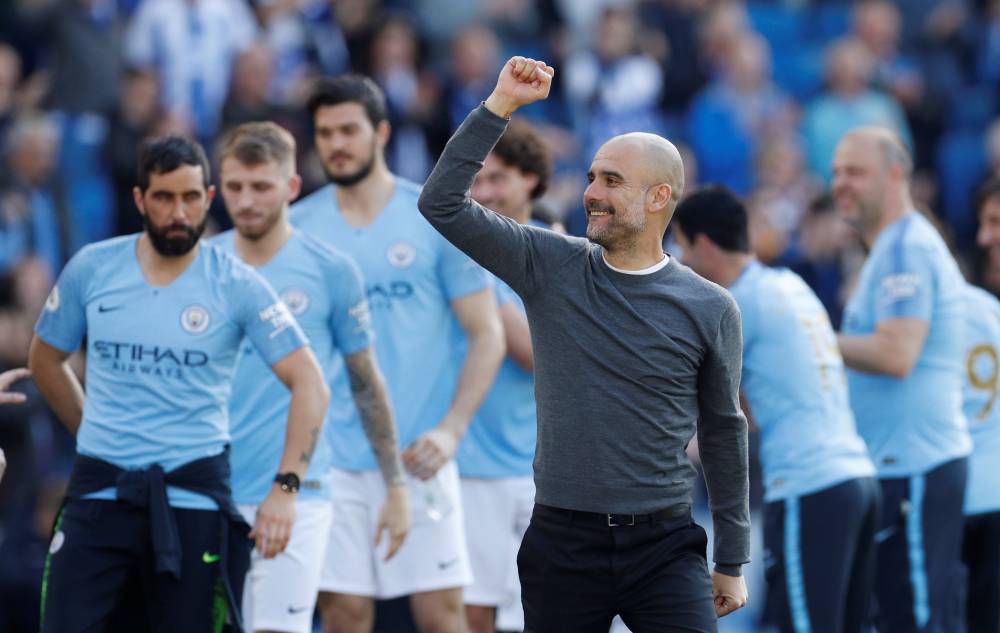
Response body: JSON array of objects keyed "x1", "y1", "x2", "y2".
[
  {"x1": 387, "y1": 241, "x2": 416, "y2": 268},
  {"x1": 280, "y1": 288, "x2": 310, "y2": 316},
  {"x1": 180, "y1": 304, "x2": 211, "y2": 334},
  {"x1": 45, "y1": 286, "x2": 60, "y2": 312}
]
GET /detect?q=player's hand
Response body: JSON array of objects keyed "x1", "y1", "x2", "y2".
[
  {"x1": 0, "y1": 447, "x2": 6, "y2": 484},
  {"x1": 375, "y1": 483, "x2": 411, "y2": 561},
  {"x1": 484, "y1": 56, "x2": 555, "y2": 119},
  {"x1": 402, "y1": 427, "x2": 458, "y2": 480},
  {"x1": 251, "y1": 485, "x2": 296, "y2": 559},
  {"x1": 0, "y1": 368, "x2": 29, "y2": 405},
  {"x1": 712, "y1": 571, "x2": 748, "y2": 617}
]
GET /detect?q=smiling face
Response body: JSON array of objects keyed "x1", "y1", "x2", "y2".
[
  {"x1": 583, "y1": 143, "x2": 649, "y2": 250},
  {"x1": 471, "y1": 153, "x2": 538, "y2": 222},
  {"x1": 831, "y1": 135, "x2": 889, "y2": 234},
  {"x1": 133, "y1": 165, "x2": 213, "y2": 256},
  {"x1": 220, "y1": 157, "x2": 300, "y2": 241}
]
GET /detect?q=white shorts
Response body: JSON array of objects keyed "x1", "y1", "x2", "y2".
[
  {"x1": 460, "y1": 476, "x2": 534, "y2": 629},
  {"x1": 319, "y1": 461, "x2": 471, "y2": 599},
  {"x1": 237, "y1": 499, "x2": 333, "y2": 633}
]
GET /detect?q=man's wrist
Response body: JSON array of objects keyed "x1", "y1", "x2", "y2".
[
  {"x1": 714, "y1": 563, "x2": 743, "y2": 578},
  {"x1": 273, "y1": 472, "x2": 301, "y2": 494},
  {"x1": 483, "y1": 93, "x2": 517, "y2": 119}
]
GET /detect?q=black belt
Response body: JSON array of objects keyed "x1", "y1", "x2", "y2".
[{"x1": 536, "y1": 503, "x2": 690, "y2": 527}]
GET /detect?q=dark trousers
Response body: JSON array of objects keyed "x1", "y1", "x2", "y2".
[
  {"x1": 517, "y1": 503, "x2": 717, "y2": 633},
  {"x1": 762, "y1": 476, "x2": 880, "y2": 633},
  {"x1": 874, "y1": 457, "x2": 968, "y2": 633},
  {"x1": 963, "y1": 510, "x2": 1000, "y2": 633},
  {"x1": 40, "y1": 499, "x2": 250, "y2": 633}
]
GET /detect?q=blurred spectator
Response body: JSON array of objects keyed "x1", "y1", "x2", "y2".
[
  {"x1": 976, "y1": 0, "x2": 1000, "y2": 85},
  {"x1": 745, "y1": 134, "x2": 820, "y2": 262},
  {"x1": 0, "y1": 44, "x2": 22, "y2": 149},
  {"x1": 21, "y1": 0, "x2": 121, "y2": 116},
  {"x1": 564, "y1": 4, "x2": 665, "y2": 157},
  {"x1": 0, "y1": 113, "x2": 64, "y2": 280},
  {"x1": 444, "y1": 24, "x2": 501, "y2": 131},
  {"x1": 697, "y1": 0, "x2": 750, "y2": 78},
  {"x1": 124, "y1": 0, "x2": 258, "y2": 144},
  {"x1": 369, "y1": 12, "x2": 448, "y2": 182},
  {"x1": 854, "y1": 0, "x2": 952, "y2": 175},
  {"x1": 638, "y1": 0, "x2": 711, "y2": 115},
  {"x1": 107, "y1": 68, "x2": 160, "y2": 235},
  {"x1": 774, "y1": 193, "x2": 857, "y2": 328},
  {"x1": 18, "y1": 0, "x2": 122, "y2": 253},
  {"x1": 803, "y1": 37, "x2": 912, "y2": 181},
  {"x1": 255, "y1": 0, "x2": 350, "y2": 103},
  {"x1": 687, "y1": 32, "x2": 796, "y2": 195}
]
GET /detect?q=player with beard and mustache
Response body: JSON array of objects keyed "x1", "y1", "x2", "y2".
[
  {"x1": 418, "y1": 56, "x2": 749, "y2": 632},
  {"x1": 833, "y1": 128, "x2": 970, "y2": 633},
  {"x1": 28, "y1": 135, "x2": 332, "y2": 633},
  {"x1": 291, "y1": 75, "x2": 504, "y2": 633},
  {"x1": 212, "y1": 122, "x2": 410, "y2": 633}
]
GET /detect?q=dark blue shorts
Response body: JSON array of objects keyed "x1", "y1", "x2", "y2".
[
  {"x1": 763, "y1": 476, "x2": 880, "y2": 633},
  {"x1": 874, "y1": 457, "x2": 968, "y2": 633},
  {"x1": 40, "y1": 498, "x2": 251, "y2": 633},
  {"x1": 963, "y1": 509, "x2": 1000, "y2": 633}
]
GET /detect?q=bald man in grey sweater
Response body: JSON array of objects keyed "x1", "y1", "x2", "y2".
[{"x1": 418, "y1": 57, "x2": 750, "y2": 633}]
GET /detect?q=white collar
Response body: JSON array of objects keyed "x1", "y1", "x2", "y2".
[{"x1": 602, "y1": 252, "x2": 670, "y2": 275}]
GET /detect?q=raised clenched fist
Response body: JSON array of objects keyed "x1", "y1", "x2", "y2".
[{"x1": 484, "y1": 56, "x2": 555, "y2": 119}]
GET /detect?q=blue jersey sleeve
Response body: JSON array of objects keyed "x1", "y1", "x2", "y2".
[
  {"x1": 34, "y1": 248, "x2": 92, "y2": 352},
  {"x1": 230, "y1": 265, "x2": 308, "y2": 366},
  {"x1": 326, "y1": 255, "x2": 374, "y2": 356},
  {"x1": 872, "y1": 244, "x2": 935, "y2": 323},
  {"x1": 436, "y1": 236, "x2": 492, "y2": 301},
  {"x1": 494, "y1": 278, "x2": 520, "y2": 307}
]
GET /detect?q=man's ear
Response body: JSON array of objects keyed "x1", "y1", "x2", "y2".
[
  {"x1": 649, "y1": 183, "x2": 673, "y2": 213},
  {"x1": 133, "y1": 186, "x2": 145, "y2": 217}
]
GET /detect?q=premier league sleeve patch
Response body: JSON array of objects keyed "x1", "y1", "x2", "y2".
[
  {"x1": 45, "y1": 285, "x2": 60, "y2": 312},
  {"x1": 258, "y1": 301, "x2": 295, "y2": 339}
]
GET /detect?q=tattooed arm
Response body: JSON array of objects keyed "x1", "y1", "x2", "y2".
[
  {"x1": 346, "y1": 348, "x2": 411, "y2": 559},
  {"x1": 254, "y1": 347, "x2": 330, "y2": 559}
]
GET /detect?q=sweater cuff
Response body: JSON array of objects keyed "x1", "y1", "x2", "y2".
[{"x1": 714, "y1": 564, "x2": 743, "y2": 577}]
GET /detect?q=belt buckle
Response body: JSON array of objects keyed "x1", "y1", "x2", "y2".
[{"x1": 607, "y1": 513, "x2": 635, "y2": 527}]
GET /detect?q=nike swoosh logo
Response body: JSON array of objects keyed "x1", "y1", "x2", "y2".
[
  {"x1": 874, "y1": 526, "x2": 897, "y2": 544},
  {"x1": 288, "y1": 605, "x2": 311, "y2": 614},
  {"x1": 98, "y1": 305, "x2": 124, "y2": 313},
  {"x1": 202, "y1": 551, "x2": 220, "y2": 564},
  {"x1": 438, "y1": 558, "x2": 460, "y2": 570}
]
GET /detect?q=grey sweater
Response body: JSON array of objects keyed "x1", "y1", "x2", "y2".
[{"x1": 418, "y1": 105, "x2": 750, "y2": 569}]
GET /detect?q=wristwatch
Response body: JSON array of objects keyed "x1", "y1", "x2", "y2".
[{"x1": 274, "y1": 472, "x2": 301, "y2": 493}]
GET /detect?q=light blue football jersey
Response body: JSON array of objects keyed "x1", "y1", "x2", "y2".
[
  {"x1": 960, "y1": 284, "x2": 1000, "y2": 515},
  {"x1": 842, "y1": 212, "x2": 971, "y2": 477},
  {"x1": 456, "y1": 276, "x2": 536, "y2": 478},
  {"x1": 290, "y1": 179, "x2": 492, "y2": 471},
  {"x1": 214, "y1": 229, "x2": 374, "y2": 504},
  {"x1": 729, "y1": 261, "x2": 874, "y2": 501},
  {"x1": 34, "y1": 234, "x2": 307, "y2": 508}
]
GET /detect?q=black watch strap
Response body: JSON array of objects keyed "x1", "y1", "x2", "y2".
[{"x1": 274, "y1": 472, "x2": 300, "y2": 493}]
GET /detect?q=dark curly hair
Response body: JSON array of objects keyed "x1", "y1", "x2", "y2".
[{"x1": 491, "y1": 119, "x2": 551, "y2": 200}]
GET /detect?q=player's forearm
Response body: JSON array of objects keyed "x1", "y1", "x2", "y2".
[
  {"x1": 439, "y1": 322, "x2": 506, "y2": 439},
  {"x1": 346, "y1": 350, "x2": 405, "y2": 487},
  {"x1": 837, "y1": 332, "x2": 910, "y2": 378},
  {"x1": 28, "y1": 339, "x2": 83, "y2": 434},
  {"x1": 276, "y1": 374, "x2": 330, "y2": 478},
  {"x1": 501, "y1": 302, "x2": 534, "y2": 372}
]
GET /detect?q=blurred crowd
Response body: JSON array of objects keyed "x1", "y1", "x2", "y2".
[{"x1": 1, "y1": 0, "x2": 1000, "y2": 629}]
